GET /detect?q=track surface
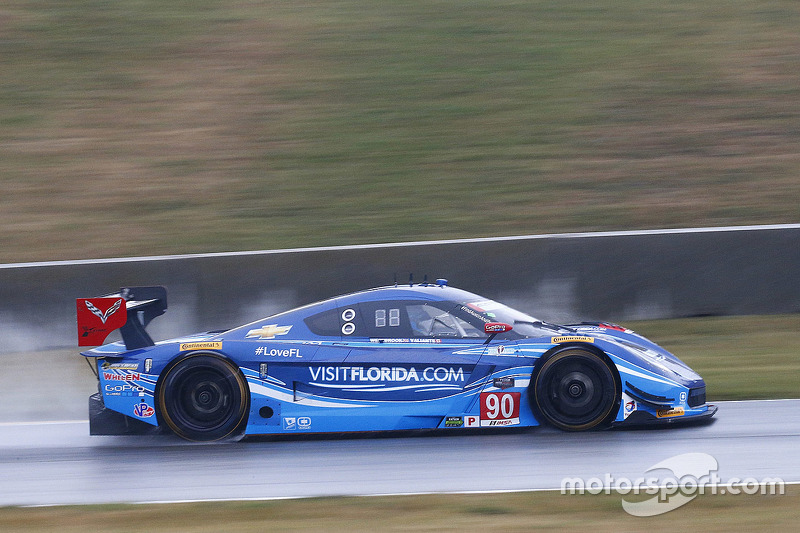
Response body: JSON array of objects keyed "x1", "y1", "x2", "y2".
[{"x1": 0, "y1": 400, "x2": 798, "y2": 506}]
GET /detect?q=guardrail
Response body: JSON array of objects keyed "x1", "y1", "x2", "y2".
[{"x1": 2, "y1": 224, "x2": 799, "y2": 353}]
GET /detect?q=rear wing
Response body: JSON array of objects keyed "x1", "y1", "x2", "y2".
[{"x1": 77, "y1": 286, "x2": 167, "y2": 350}]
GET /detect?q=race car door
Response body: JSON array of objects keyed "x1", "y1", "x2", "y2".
[{"x1": 307, "y1": 299, "x2": 494, "y2": 429}]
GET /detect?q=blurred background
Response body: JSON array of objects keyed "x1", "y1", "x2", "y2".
[
  {"x1": 2, "y1": 0, "x2": 799, "y2": 264},
  {"x1": 1, "y1": 3, "x2": 800, "y2": 526}
]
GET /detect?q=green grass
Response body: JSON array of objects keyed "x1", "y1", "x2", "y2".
[
  {"x1": 0, "y1": 490, "x2": 797, "y2": 532},
  {"x1": 627, "y1": 314, "x2": 800, "y2": 400},
  {"x1": 2, "y1": 1, "x2": 800, "y2": 262}
]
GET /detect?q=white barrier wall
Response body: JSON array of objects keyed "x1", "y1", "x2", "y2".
[{"x1": 1, "y1": 225, "x2": 799, "y2": 353}]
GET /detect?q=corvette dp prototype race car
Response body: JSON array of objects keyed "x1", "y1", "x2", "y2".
[{"x1": 77, "y1": 281, "x2": 716, "y2": 441}]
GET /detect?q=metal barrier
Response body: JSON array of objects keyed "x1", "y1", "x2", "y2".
[{"x1": 2, "y1": 224, "x2": 799, "y2": 353}]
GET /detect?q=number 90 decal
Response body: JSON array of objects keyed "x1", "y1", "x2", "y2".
[{"x1": 480, "y1": 392, "x2": 521, "y2": 427}]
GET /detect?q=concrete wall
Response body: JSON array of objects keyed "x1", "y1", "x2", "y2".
[{"x1": 2, "y1": 225, "x2": 799, "y2": 354}]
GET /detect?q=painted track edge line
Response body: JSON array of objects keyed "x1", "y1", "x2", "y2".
[
  {"x1": 0, "y1": 419, "x2": 88, "y2": 427},
  {"x1": 4, "y1": 223, "x2": 800, "y2": 270},
  {"x1": 22, "y1": 482, "x2": 800, "y2": 508}
]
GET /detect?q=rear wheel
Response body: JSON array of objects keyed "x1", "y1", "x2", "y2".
[
  {"x1": 157, "y1": 353, "x2": 249, "y2": 441},
  {"x1": 533, "y1": 348, "x2": 619, "y2": 431}
]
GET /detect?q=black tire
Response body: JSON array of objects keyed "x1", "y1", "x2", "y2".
[
  {"x1": 533, "y1": 348, "x2": 619, "y2": 431},
  {"x1": 157, "y1": 353, "x2": 250, "y2": 441}
]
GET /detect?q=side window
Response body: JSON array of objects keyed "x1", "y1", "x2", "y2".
[
  {"x1": 304, "y1": 308, "x2": 342, "y2": 337},
  {"x1": 407, "y1": 303, "x2": 485, "y2": 338},
  {"x1": 306, "y1": 306, "x2": 368, "y2": 337},
  {"x1": 338, "y1": 305, "x2": 370, "y2": 337}
]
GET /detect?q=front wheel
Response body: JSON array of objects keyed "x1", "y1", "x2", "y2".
[
  {"x1": 157, "y1": 353, "x2": 250, "y2": 441},
  {"x1": 533, "y1": 348, "x2": 619, "y2": 431}
]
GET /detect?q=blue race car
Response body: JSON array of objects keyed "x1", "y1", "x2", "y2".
[{"x1": 77, "y1": 281, "x2": 716, "y2": 441}]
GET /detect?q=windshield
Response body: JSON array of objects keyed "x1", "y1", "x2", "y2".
[{"x1": 456, "y1": 298, "x2": 572, "y2": 338}]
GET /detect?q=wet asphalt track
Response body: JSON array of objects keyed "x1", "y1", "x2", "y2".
[{"x1": 0, "y1": 399, "x2": 798, "y2": 506}]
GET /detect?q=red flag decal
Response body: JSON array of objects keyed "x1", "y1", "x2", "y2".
[{"x1": 77, "y1": 297, "x2": 127, "y2": 346}]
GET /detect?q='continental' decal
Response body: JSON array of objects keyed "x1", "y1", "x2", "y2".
[
  {"x1": 656, "y1": 407, "x2": 685, "y2": 418},
  {"x1": 180, "y1": 341, "x2": 223, "y2": 351},
  {"x1": 551, "y1": 336, "x2": 594, "y2": 344}
]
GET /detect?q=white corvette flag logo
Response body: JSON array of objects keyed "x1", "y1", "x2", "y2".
[{"x1": 86, "y1": 299, "x2": 123, "y2": 324}]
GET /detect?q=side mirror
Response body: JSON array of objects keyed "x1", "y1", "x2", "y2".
[{"x1": 484, "y1": 322, "x2": 513, "y2": 334}]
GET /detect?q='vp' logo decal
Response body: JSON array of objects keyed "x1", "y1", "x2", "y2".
[{"x1": 133, "y1": 402, "x2": 155, "y2": 418}]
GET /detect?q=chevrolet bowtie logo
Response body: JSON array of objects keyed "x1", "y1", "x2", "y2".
[{"x1": 246, "y1": 324, "x2": 292, "y2": 339}]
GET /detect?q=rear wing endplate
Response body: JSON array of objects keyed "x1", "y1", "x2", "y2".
[{"x1": 77, "y1": 286, "x2": 167, "y2": 350}]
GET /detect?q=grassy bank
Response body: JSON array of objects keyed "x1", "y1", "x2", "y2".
[
  {"x1": 1, "y1": 489, "x2": 797, "y2": 532},
  {"x1": 2, "y1": 1, "x2": 800, "y2": 262},
  {"x1": 627, "y1": 314, "x2": 800, "y2": 400}
]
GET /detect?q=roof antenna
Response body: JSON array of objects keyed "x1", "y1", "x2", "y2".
[
  {"x1": 408, "y1": 273, "x2": 413, "y2": 286},
  {"x1": 422, "y1": 274, "x2": 428, "y2": 287},
  {"x1": 394, "y1": 273, "x2": 398, "y2": 287}
]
